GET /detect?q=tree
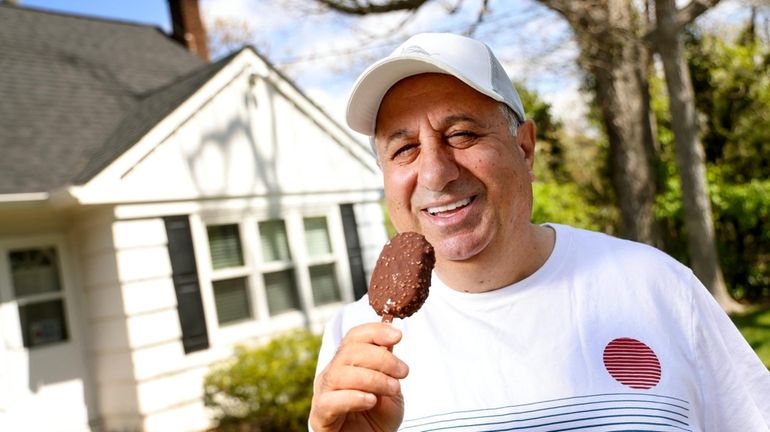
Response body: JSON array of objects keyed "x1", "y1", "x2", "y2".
[
  {"x1": 648, "y1": 0, "x2": 740, "y2": 311},
  {"x1": 536, "y1": 0, "x2": 663, "y2": 248}
]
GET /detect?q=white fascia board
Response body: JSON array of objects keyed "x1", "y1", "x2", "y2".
[
  {"x1": 240, "y1": 50, "x2": 379, "y2": 174},
  {"x1": 0, "y1": 192, "x2": 49, "y2": 203}
]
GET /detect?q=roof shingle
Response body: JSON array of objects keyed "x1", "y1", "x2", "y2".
[{"x1": 0, "y1": 4, "x2": 213, "y2": 194}]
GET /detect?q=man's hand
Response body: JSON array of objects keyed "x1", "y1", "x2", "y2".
[{"x1": 309, "y1": 323, "x2": 409, "y2": 432}]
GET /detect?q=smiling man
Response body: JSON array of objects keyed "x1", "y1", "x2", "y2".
[{"x1": 309, "y1": 33, "x2": 770, "y2": 432}]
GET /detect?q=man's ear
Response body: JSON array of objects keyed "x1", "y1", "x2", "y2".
[{"x1": 518, "y1": 120, "x2": 537, "y2": 180}]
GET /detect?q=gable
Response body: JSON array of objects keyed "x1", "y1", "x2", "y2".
[
  {"x1": 0, "y1": 5, "x2": 205, "y2": 195},
  {"x1": 70, "y1": 50, "x2": 382, "y2": 205}
]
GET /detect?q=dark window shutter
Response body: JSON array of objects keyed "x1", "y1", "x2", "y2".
[
  {"x1": 340, "y1": 204, "x2": 367, "y2": 300},
  {"x1": 164, "y1": 216, "x2": 209, "y2": 353}
]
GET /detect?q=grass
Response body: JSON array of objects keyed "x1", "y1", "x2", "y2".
[{"x1": 731, "y1": 306, "x2": 770, "y2": 369}]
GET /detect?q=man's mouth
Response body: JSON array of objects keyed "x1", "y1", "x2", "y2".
[{"x1": 426, "y1": 197, "x2": 473, "y2": 216}]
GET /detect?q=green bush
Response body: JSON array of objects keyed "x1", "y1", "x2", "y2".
[
  {"x1": 656, "y1": 169, "x2": 770, "y2": 302},
  {"x1": 204, "y1": 329, "x2": 322, "y2": 432},
  {"x1": 532, "y1": 181, "x2": 615, "y2": 233}
]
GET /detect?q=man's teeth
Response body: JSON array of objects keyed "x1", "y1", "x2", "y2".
[{"x1": 428, "y1": 198, "x2": 471, "y2": 215}]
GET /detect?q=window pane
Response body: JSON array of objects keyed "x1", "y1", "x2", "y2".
[
  {"x1": 19, "y1": 299, "x2": 68, "y2": 348},
  {"x1": 263, "y1": 270, "x2": 300, "y2": 315},
  {"x1": 310, "y1": 263, "x2": 340, "y2": 306},
  {"x1": 207, "y1": 224, "x2": 244, "y2": 269},
  {"x1": 10, "y1": 247, "x2": 62, "y2": 298},
  {"x1": 304, "y1": 217, "x2": 332, "y2": 257},
  {"x1": 259, "y1": 220, "x2": 291, "y2": 262},
  {"x1": 212, "y1": 277, "x2": 251, "y2": 325}
]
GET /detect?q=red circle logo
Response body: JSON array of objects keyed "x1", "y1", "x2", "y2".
[{"x1": 603, "y1": 337, "x2": 661, "y2": 390}]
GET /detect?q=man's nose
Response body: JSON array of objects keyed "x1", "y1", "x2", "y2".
[{"x1": 417, "y1": 140, "x2": 460, "y2": 192}]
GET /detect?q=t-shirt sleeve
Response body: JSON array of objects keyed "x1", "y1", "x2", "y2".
[{"x1": 690, "y1": 274, "x2": 770, "y2": 430}]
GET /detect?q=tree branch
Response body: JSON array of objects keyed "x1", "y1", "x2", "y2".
[
  {"x1": 315, "y1": 0, "x2": 429, "y2": 15},
  {"x1": 676, "y1": 0, "x2": 722, "y2": 27},
  {"x1": 464, "y1": 0, "x2": 490, "y2": 36},
  {"x1": 645, "y1": 0, "x2": 722, "y2": 46}
]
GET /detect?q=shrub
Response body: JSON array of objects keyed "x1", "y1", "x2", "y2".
[{"x1": 204, "y1": 329, "x2": 322, "y2": 432}]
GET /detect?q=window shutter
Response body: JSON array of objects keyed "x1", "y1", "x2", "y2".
[
  {"x1": 340, "y1": 204, "x2": 368, "y2": 300},
  {"x1": 164, "y1": 216, "x2": 209, "y2": 353}
]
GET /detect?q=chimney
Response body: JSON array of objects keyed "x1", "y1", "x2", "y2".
[{"x1": 168, "y1": 0, "x2": 210, "y2": 62}]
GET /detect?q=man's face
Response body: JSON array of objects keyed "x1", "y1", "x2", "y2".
[{"x1": 375, "y1": 73, "x2": 536, "y2": 264}]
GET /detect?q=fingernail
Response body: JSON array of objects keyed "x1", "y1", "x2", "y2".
[
  {"x1": 388, "y1": 378, "x2": 400, "y2": 393},
  {"x1": 384, "y1": 326, "x2": 401, "y2": 338}
]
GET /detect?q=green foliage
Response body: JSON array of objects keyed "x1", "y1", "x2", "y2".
[
  {"x1": 521, "y1": 83, "x2": 618, "y2": 234},
  {"x1": 650, "y1": 22, "x2": 770, "y2": 303},
  {"x1": 656, "y1": 166, "x2": 770, "y2": 301},
  {"x1": 516, "y1": 83, "x2": 569, "y2": 182},
  {"x1": 532, "y1": 182, "x2": 614, "y2": 232},
  {"x1": 204, "y1": 329, "x2": 322, "y2": 432},
  {"x1": 686, "y1": 28, "x2": 770, "y2": 182}
]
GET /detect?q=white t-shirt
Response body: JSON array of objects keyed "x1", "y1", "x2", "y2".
[{"x1": 316, "y1": 224, "x2": 770, "y2": 431}]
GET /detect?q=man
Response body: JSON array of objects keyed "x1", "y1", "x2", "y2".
[{"x1": 309, "y1": 32, "x2": 770, "y2": 432}]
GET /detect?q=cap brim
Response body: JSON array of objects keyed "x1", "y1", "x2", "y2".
[{"x1": 346, "y1": 56, "x2": 507, "y2": 136}]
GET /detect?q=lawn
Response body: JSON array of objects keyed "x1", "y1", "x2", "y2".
[{"x1": 731, "y1": 306, "x2": 770, "y2": 369}]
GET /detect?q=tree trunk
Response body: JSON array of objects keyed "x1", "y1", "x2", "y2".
[
  {"x1": 653, "y1": 0, "x2": 741, "y2": 312},
  {"x1": 541, "y1": 0, "x2": 661, "y2": 245}
]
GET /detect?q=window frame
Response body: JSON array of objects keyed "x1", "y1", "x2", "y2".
[
  {"x1": 0, "y1": 235, "x2": 77, "y2": 351},
  {"x1": 196, "y1": 206, "x2": 353, "y2": 344}
]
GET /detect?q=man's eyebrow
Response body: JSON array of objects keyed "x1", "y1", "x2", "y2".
[
  {"x1": 382, "y1": 129, "x2": 412, "y2": 153},
  {"x1": 440, "y1": 114, "x2": 482, "y2": 128}
]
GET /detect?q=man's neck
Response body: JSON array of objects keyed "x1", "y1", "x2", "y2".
[{"x1": 434, "y1": 224, "x2": 556, "y2": 293}]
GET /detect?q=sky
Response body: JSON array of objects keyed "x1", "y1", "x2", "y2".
[{"x1": 14, "y1": 0, "x2": 757, "y2": 139}]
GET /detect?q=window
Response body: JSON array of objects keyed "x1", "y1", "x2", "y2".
[
  {"x1": 304, "y1": 217, "x2": 341, "y2": 306},
  {"x1": 212, "y1": 277, "x2": 251, "y2": 324},
  {"x1": 258, "y1": 220, "x2": 300, "y2": 316},
  {"x1": 206, "y1": 224, "x2": 252, "y2": 325},
  {"x1": 207, "y1": 224, "x2": 244, "y2": 269},
  {"x1": 9, "y1": 247, "x2": 68, "y2": 348},
  {"x1": 203, "y1": 211, "x2": 347, "y2": 330}
]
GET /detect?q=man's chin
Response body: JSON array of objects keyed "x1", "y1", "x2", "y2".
[{"x1": 430, "y1": 236, "x2": 489, "y2": 263}]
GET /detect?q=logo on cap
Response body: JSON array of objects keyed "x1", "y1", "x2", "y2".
[{"x1": 401, "y1": 45, "x2": 431, "y2": 57}]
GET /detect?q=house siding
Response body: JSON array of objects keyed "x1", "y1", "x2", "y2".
[{"x1": 1, "y1": 43, "x2": 387, "y2": 432}]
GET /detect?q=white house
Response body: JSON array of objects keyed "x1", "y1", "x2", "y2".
[{"x1": 0, "y1": 2, "x2": 387, "y2": 431}]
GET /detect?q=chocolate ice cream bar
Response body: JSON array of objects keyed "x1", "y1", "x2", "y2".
[{"x1": 368, "y1": 232, "x2": 435, "y2": 322}]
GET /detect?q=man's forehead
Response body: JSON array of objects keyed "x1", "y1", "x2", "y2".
[{"x1": 374, "y1": 74, "x2": 495, "y2": 133}]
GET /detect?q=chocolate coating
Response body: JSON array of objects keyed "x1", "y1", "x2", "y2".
[{"x1": 369, "y1": 232, "x2": 435, "y2": 319}]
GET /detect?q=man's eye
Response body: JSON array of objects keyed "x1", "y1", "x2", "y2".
[
  {"x1": 391, "y1": 144, "x2": 417, "y2": 160},
  {"x1": 447, "y1": 132, "x2": 477, "y2": 146}
]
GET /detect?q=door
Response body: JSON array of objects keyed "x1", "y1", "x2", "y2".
[{"x1": 0, "y1": 236, "x2": 91, "y2": 431}]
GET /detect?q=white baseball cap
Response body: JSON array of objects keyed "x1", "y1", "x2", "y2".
[{"x1": 346, "y1": 32, "x2": 526, "y2": 136}]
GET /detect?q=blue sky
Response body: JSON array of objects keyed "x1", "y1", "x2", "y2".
[{"x1": 20, "y1": 0, "x2": 171, "y2": 30}]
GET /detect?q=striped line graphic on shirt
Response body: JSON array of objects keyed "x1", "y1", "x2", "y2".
[
  {"x1": 399, "y1": 393, "x2": 690, "y2": 432},
  {"x1": 603, "y1": 338, "x2": 662, "y2": 390}
]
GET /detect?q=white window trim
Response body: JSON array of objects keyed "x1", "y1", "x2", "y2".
[
  {"x1": 192, "y1": 205, "x2": 354, "y2": 347},
  {"x1": 0, "y1": 235, "x2": 79, "y2": 351}
]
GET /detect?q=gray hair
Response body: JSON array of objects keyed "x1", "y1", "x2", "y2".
[{"x1": 371, "y1": 102, "x2": 521, "y2": 159}]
